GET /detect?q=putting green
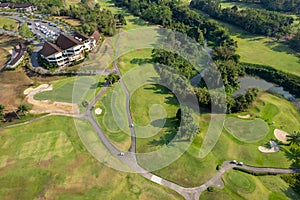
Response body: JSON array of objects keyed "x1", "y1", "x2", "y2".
[
  {"x1": 224, "y1": 170, "x2": 256, "y2": 194},
  {"x1": 224, "y1": 117, "x2": 269, "y2": 142}
]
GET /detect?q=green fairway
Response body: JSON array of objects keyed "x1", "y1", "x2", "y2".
[
  {"x1": 34, "y1": 76, "x2": 105, "y2": 107},
  {"x1": 224, "y1": 117, "x2": 269, "y2": 143},
  {"x1": 132, "y1": 84, "x2": 179, "y2": 152},
  {"x1": 210, "y1": 19, "x2": 300, "y2": 76},
  {"x1": 0, "y1": 116, "x2": 183, "y2": 199},
  {"x1": 0, "y1": 17, "x2": 19, "y2": 31}
]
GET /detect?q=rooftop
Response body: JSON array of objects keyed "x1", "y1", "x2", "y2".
[{"x1": 40, "y1": 41, "x2": 62, "y2": 57}]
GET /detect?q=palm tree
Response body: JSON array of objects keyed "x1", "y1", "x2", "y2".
[
  {"x1": 287, "y1": 131, "x2": 300, "y2": 146},
  {"x1": 17, "y1": 104, "x2": 28, "y2": 115}
]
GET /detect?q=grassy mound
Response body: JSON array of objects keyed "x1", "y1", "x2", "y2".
[{"x1": 224, "y1": 117, "x2": 269, "y2": 143}]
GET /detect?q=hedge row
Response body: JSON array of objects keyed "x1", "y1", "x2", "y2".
[{"x1": 241, "y1": 63, "x2": 300, "y2": 98}]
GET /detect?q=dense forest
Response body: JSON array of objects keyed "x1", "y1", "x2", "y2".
[
  {"x1": 59, "y1": 5, "x2": 116, "y2": 36},
  {"x1": 190, "y1": 0, "x2": 294, "y2": 37},
  {"x1": 226, "y1": 0, "x2": 300, "y2": 13}
]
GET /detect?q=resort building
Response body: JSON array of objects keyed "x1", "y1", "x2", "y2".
[
  {"x1": 39, "y1": 31, "x2": 101, "y2": 67},
  {"x1": 0, "y1": 2, "x2": 37, "y2": 12}
]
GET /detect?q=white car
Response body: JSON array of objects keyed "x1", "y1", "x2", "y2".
[
  {"x1": 230, "y1": 160, "x2": 237, "y2": 164},
  {"x1": 237, "y1": 162, "x2": 244, "y2": 166}
]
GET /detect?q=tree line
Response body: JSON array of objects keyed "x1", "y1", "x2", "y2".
[{"x1": 190, "y1": 0, "x2": 294, "y2": 37}]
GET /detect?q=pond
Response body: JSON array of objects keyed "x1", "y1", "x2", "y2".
[{"x1": 234, "y1": 76, "x2": 295, "y2": 101}]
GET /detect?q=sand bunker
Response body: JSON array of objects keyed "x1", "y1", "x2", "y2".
[
  {"x1": 95, "y1": 108, "x2": 103, "y2": 115},
  {"x1": 238, "y1": 114, "x2": 251, "y2": 119},
  {"x1": 258, "y1": 141, "x2": 279, "y2": 153},
  {"x1": 24, "y1": 84, "x2": 80, "y2": 115},
  {"x1": 274, "y1": 129, "x2": 289, "y2": 143}
]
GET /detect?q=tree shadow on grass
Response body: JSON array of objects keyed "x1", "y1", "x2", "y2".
[
  {"x1": 263, "y1": 40, "x2": 300, "y2": 56},
  {"x1": 130, "y1": 58, "x2": 153, "y2": 65},
  {"x1": 148, "y1": 117, "x2": 180, "y2": 147},
  {"x1": 90, "y1": 81, "x2": 105, "y2": 89}
]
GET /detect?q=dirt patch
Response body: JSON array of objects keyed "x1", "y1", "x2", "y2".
[
  {"x1": 25, "y1": 84, "x2": 80, "y2": 115},
  {"x1": 274, "y1": 129, "x2": 289, "y2": 143},
  {"x1": 238, "y1": 114, "x2": 251, "y2": 119},
  {"x1": 0, "y1": 70, "x2": 34, "y2": 111}
]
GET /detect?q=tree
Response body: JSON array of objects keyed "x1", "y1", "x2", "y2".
[
  {"x1": 105, "y1": 73, "x2": 120, "y2": 85},
  {"x1": 19, "y1": 24, "x2": 33, "y2": 38},
  {"x1": 0, "y1": 104, "x2": 5, "y2": 119},
  {"x1": 17, "y1": 104, "x2": 29, "y2": 115},
  {"x1": 287, "y1": 131, "x2": 300, "y2": 146}
]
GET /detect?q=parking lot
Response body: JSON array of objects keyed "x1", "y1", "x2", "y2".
[{"x1": 28, "y1": 19, "x2": 69, "y2": 42}]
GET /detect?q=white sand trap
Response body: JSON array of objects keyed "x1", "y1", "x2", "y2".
[
  {"x1": 274, "y1": 129, "x2": 289, "y2": 143},
  {"x1": 95, "y1": 108, "x2": 103, "y2": 115},
  {"x1": 258, "y1": 141, "x2": 279, "y2": 153},
  {"x1": 238, "y1": 114, "x2": 251, "y2": 119},
  {"x1": 24, "y1": 84, "x2": 79, "y2": 115},
  {"x1": 24, "y1": 84, "x2": 52, "y2": 95}
]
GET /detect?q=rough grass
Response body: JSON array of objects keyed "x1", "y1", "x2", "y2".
[
  {"x1": 224, "y1": 117, "x2": 269, "y2": 143},
  {"x1": 0, "y1": 69, "x2": 33, "y2": 110},
  {"x1": 0, "y1": 17, "x2": 19, "y2": 31},
  {"x1": 0, "y1": 116, "x2": 183, "y2": 200}
]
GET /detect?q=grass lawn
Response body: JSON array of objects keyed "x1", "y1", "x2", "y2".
[
  {"x1": 200, "y1": 170, "x2": 299, "y2": 200},
  {"x1": 0, "y1": 115, "x2": 183, "y2": 199},
  {"x1": 0, "y1": 17, "x2": 19, "y2": 31},
  {"x1": 224, "y1": 117, "x2": 269, "y2": 143},
  {"x1": 213, "y1": 19, "x2": 300, "y2": 77},
  {"x1": 34, "y1": 76, "x2": 105, "y2": 110}
]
